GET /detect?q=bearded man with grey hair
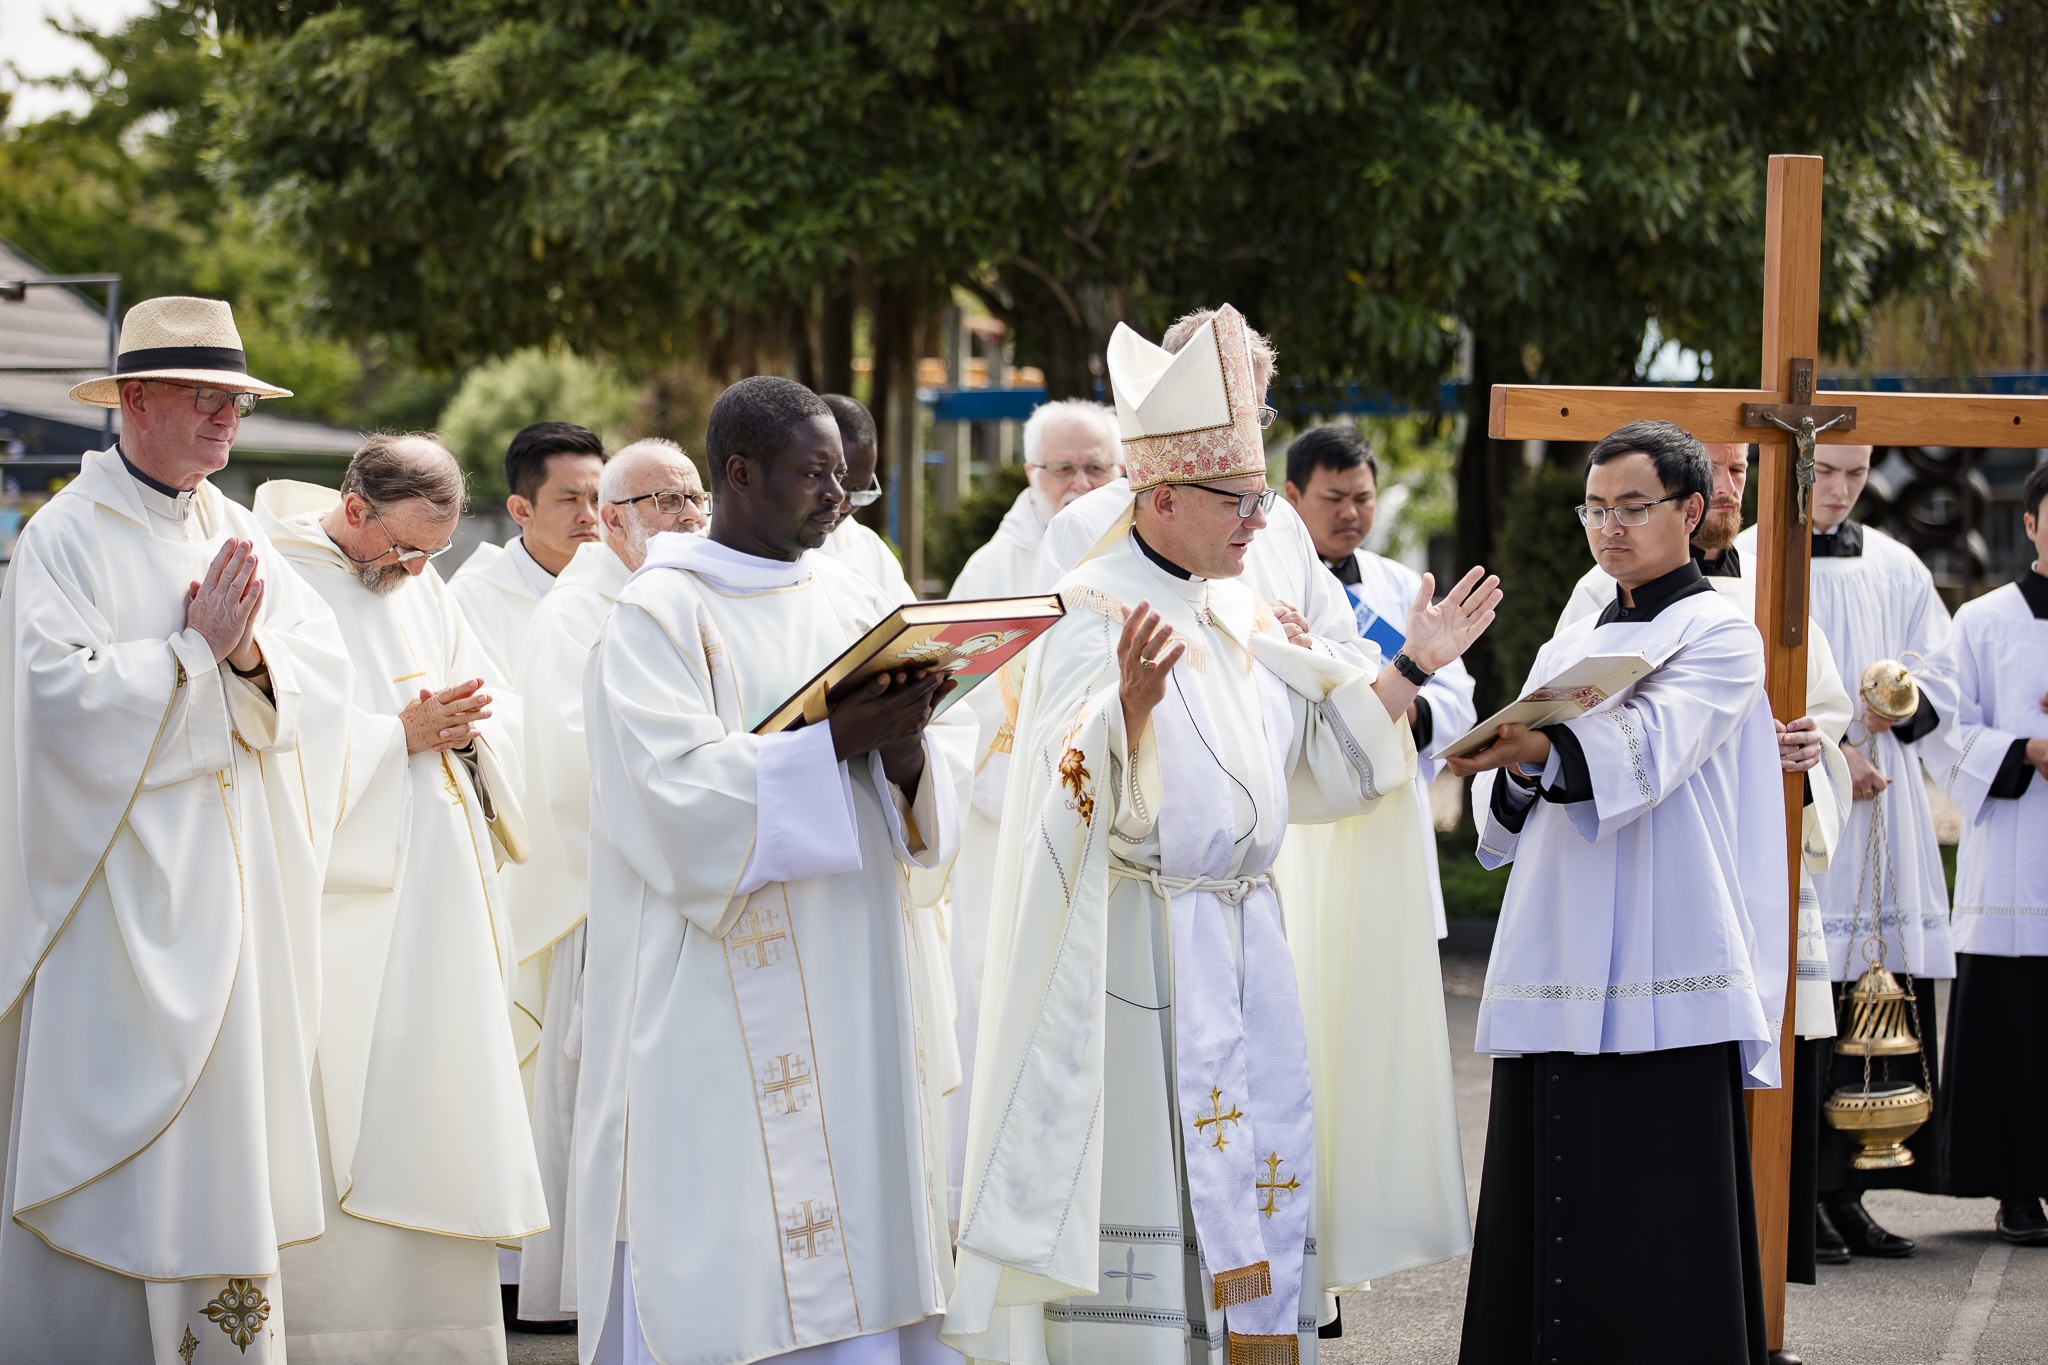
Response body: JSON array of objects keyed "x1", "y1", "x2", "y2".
[
  {"x1": 257, "y1": 435, "x2": 549, "y2": 1360},
  {"x1": 505, "y1": 437, "x2": 709, "y2": 1326}
]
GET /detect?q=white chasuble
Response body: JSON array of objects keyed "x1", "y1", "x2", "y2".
[
  {"x1": 1475, "y1": 584, "x2": 1790, "y2": 1086},
  {"x1": 1737, "y1": 522, "x2": 1959, "y2": 982},
  {"x1": 257, "y1": 482, "x2": 548, "y2": 1360},
  {"x1": 1559, "y1": 559, "x2": 1854, "y2": 1040},
  {"x1": 450, "y1": 533, "x2": 551, "y2": 681},
  {"x1": 0, "y1": 449, "x2": 355, "y2": 1364},
  {"x1": 575, "y1": 535, "x2": 969, "y2": 1365},
  {"x1": 511, "y1": 539, "x2": 632, "y2": 1320},
  {"x1": 823, "y1": 516, "x2": 919, "y2": 607},
  {"x1": 1936, "y1": 582, "x2": 2048, "y2": 957},
  {"x1": 943, "y1": 534, "x2": 1414, "y2": 1365}
]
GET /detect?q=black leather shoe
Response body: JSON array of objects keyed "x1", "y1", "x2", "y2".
[
  {"x1": 1825, "y1": 1193, "x2": 1915, "y2": 1258},
  {"x1": 1996, "y1": 1196, "x2": 2048, "y2": 1247},
  {"x1": 1770, "y1": 1351, "x2": 1805, "y2": 1365},
  {"x1": 1814, "y1": 1203, "x2": 1851, "y2": 1265}
]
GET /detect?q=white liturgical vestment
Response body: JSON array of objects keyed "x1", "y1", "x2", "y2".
[
  {"x1": 0, "y1": 449, "x2": 354, "y2": 1365},
  {"x1": 1476, "y1": 582, "x2": 1789, "y2": 1087},
  {"x1": 823, "y1": 515, "x2": 917, "y2": 605},
  {"x1": 451, "y1": 532, "x2": 554, "y2": 680},
  {"x1": 1559, "y1": 555, "x2": 1853, "y2": 1039},
  {"x1": 258, "y1": 482, "x2": 549, "y2": 1362},
  {"x1": 1738, "y1": 522, "x2": 1959, "y2": 982},
  {"x1": 511, "y1": 538, "x2": 633, "y2": 1320},
  {"x1": 1936, "y1": 581, "x2": 2048, "y2": 957},
  {"x1": 944, "y1": 534, "x2": 1415, "y2": 1363},
  {"x1": 576, "y1": 533, "x2": 971, "y2": 1365}
]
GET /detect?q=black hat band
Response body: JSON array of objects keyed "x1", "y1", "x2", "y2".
[{"x1": 115, "y1": 345, "x2": 249, "y2": 374}]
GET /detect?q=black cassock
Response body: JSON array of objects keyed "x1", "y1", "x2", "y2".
[
  {"x1": 1941, "y1": 952, "x2": 2048, "y2": 1198},
  {"x1": 1459, "y1": 1043, "x2": 1767, "y2": 1365},
  {"x1": 1816, "y1": 975, "x2": 1945, "y2": 1195}
]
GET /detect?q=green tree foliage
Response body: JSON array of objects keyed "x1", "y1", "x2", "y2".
[
  {"x1": 927, "y1": 462, "x2": 1028, "y2": 593},
  {"x1": 437, "y1": 346, "x2": 641, "y2": 501}
]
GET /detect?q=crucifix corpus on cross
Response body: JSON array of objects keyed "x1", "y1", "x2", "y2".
[{"x1": 1487, "y1": 152, "x2": 2048, "y2": 1353}]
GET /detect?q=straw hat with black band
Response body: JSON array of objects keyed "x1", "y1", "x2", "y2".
[{"x1": 68, "y1": 295, "x2": 292, "y2": 407}]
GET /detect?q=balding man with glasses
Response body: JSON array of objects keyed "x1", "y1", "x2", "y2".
[{"x1": 256, "y1": 434, "x2": 548, "y2": 1361}]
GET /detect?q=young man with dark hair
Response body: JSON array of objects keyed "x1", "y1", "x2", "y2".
[
  {"x1": 1450, "y1": 419, "x2": 1787, "y2": 1365},
  {"x1": 451, "y1": 421, "x2": 608, "y2": 678},
  {"x1": 1283, "y1": 422, "x2": 1476, "y2": 938},
  {"x1": 817, "y1": 393, "x2": 915, "y2": 603},
  {"x1": 575, "y1": 375, "x2": 974, "y2": 1365},
  {"x1": 1934, "y1": 461, "x2": 2048, "y2": 1247}
]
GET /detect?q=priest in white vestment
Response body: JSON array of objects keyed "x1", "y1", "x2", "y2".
[
  {"x1": 1554, "y1": 438, "x2": 1854, "y2": 1290},
  {"x1": 1450, "y1": 421, "x2": 1787, "y2": 1365},
  {"x1": 511, "y1": 438, "x2": 709, "y2": 1325},
  {"x1": 944, "y1": 307, "x2": 1500, "y2": 1365},
  {"x1": 1037, "y1": 315, "x2": 1474, "y2": 1310},
  {"x1": 819, "y1": 394, "x2": 917, "y2": 603},
  {"x1": 0, "y1": 297, "x2": 353, "y2": 1364},
  {"x1": 451, "y1": 422, "x2": 608, "y2": 679},
  {"x1": 939, "y1": 397, "x2": 1121, "y2": 1219},
  {"x1": 259, "y1": 435, "x2": 549, "y2": 1364},
  {"x1": 1737, "y1": 444, "x2": 1958, "y2": 1254},
  {"x1": 577, "y1": 377, "x2": 972, "y2": 1365}
]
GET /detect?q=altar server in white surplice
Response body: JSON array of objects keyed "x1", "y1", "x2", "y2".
[
  {"x1": 1038, "y1": 313, "x2": 1475, "y2": 1312},
  {"x1": 259, "y1": 436, "x2": 548, "y2": 1364},
  {"x1": 1737, "y1": 444, "x2": 1958, "y2": 1251},
  {"x1": 1450, "y1": 421, "x2": 1787, "y2": 1365},
  {"x1": 578, "y1": 377, "x2": 972, "y2": 1365},
  {"x1": 0, "y1": 296, "x2": 353, "y2": 1364},
  {"x1": 944, "y1": 306, "x2": 1499, "y2": 1365},
  {"x1": 450, "y1": 422, "x2": 608, "y2": 681},
  {"x1": 818, "y1": 393, "x2": 918, "y2": 605},
  {"x1": 939, "y1": 397, "x2": 1121, "y2": 1220},
  {"x1": 511, "y1": 438, "x2": 709, "y2": 1326},
  {"x1": 1281, "y1": 424, "x2": 1477, "y2": 941}
]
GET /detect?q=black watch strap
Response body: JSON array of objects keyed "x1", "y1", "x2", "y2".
[
  {"x1": 1391, "y1": 651, "x2": 1433, "y2": 686},
  {"x1": 230, "y1": 657, "x2": 270, "y2": 679}
]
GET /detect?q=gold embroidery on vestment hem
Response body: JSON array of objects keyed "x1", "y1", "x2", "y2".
[
  {"x1": 204, "y1": 1277, "x2": 271, "y2": 1350},
  {"x1": 1211, "y1": 1260, "x2": 1272, "y2": 1308},
  {"x1": 178, "y1": 1325, "x2": 199, "y2": 1363},
  {"x1": 1228, "y1": 1332, "x2": 1299, "y2": 1365},
  {"x1": 330, "y1": 1192, "x2": 548, "y2": 1241},
  {"x1": 391, "y1": 670, "x2": 426, "y2": 684}
]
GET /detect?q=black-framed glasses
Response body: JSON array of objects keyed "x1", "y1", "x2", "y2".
[
  {"x1": 154, "y1": 382, "x2": 257, "y2": 418},
  {"x1": 1256, "y1": 405, "x2": 1279, "y2": 430},
  {"x1": 845, "y1": 474, "x2": 883, "y2": 508},
  {"x1": 1184, "y1": 482, "x2": 1278, "y2": 518},
  {"x1": 610, "y1": 488, "x2": 710, "y2": 516},
  {"x1": 336, "y1": 504, "x2": 455, "y2": 566},
  {"x1": 1575, "y1": 493, "x2": 1687, "y2": 528}
]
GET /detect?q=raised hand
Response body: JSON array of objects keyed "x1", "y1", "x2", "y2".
[
  {"x1": 1117, "y1": 601, "x2": 1186, "y2": 739},
  {"x1": 402, "y1": 679, "x2": 493, "y2": 754},
  {"x1": 185, "y1": 539, "x2": 265, "y2": 666},
  {"x1": 827, "y1": 668, "x2": 953, "y2": 791},
  {"x1": 1401, "y1": 566, "x2": 1502, "y2": 674},
  {"x1": 1776, "y1": 716, "x2": 1824, "y2": 773}
]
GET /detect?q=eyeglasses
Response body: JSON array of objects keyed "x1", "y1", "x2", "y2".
[
  {"x1": 1028, "y1": 461, "x2": 1117, "y2": 481},
  {"x1": 336, "y1": 504, "x2": 455, "y2": 566},
  {"x1": 610, "y1": 488, "x2": 710, "y2": 516},
  {"x1": 1183, "y1": 482, "x2": 1278, "y2": 519},
  {"x1": 1256, "y1": 405, "x2": 1279, "y2": 430},
  {"x1": 154, "y1": 382, "x2": 257, "y2": 418},
  {"x1": 845, "y1": 474, "x2": 883, "y2": 508},
  {"x1": 1575, "y1": 493, "x2": 1687, "y2": 528}
]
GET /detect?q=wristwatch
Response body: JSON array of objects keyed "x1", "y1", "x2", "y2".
[
  {"x1": 1391, "y1": 651, "x2": 1433, "y2": 686},
  {"x1": 230, "y1": 657, "x2": 270, "y2": 680}
]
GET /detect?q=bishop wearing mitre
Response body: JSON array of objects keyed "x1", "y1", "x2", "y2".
[
  {"x1": 0, "y1": 297, "x2": 353, "y2": 1362},
  {"x1": 257, "y1": 436, "x2": 548, "y2": 1361},
  {"x1": 1450, "y1": 422, "x2": 1788, "y2": 1365},
  {"x1": 576, "y1": 377, "x2": 974, "y2": 1365},
  {"x1": 1035, "y1": 310, "x2": 1476, "y2": 1322},
  {"x1": 943, "y1": 307, "x2": 1498, "y2": 1364},
  {"x1": 509, "y1": 437, "x2": 708, "y2": 1325}
]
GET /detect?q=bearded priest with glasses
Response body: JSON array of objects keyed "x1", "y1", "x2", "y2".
[
  {"x1": 942, "y1": 307, "x2": 1499, "y2": 1364},
  {"x1": 256, "y1": 435, "x2": 549, "y2": 1361}
]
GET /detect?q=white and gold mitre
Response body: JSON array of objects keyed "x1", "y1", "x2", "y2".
[{"x1": 1107, "y1": 303, "x2": 1265, "y2": 491}]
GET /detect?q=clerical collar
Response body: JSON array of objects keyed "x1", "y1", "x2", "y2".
[
  {"x1": 1323, "y1": 553, "x2": 1363, "y2": 587},
  {"x1": 1811, "y1": 520, "x2": 1864, "y2": 557},
  {"x1": 1694, "y1": 543, "x2": 1742, "y2": 578},
  {"x1": 117, "y1": 446, "x2": 194, "y2": 502},
  {"x1": 507, "y1": 535, "x2": 558, "y2": 599},
  {"x1": 1133, "y1": 529, "x2": 1194, "y2": 580},
  {"x1": 1598, "y1": 559, "x2": 1712, "y2": 625},
  {"x1": 2019, "y1": 565, "x2": 2048, "y2": 620}
]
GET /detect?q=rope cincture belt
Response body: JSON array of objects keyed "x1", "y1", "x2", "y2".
[{"x1": 1109, "y1": 862, "x2": 1272, "y2": 906}]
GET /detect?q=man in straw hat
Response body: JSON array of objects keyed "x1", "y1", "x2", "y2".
[
  {"x1": 0, "y1": 295, "x2": 356, "y2": 1361},
  {"x1": 942, "y1": 305, "x2": 1499, "y2": 1364}
]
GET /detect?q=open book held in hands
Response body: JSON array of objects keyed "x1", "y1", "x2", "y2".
[
  {"x1": 1441, "y1": 653, "x2": 1655, "y2": 759},
  {"x1": 752, "y1": 594, "x2": 1065, "y2": 736}
]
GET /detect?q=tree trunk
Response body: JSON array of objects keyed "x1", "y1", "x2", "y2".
[
  {"x1": 820, "y1": 264, "x2": 856, "y2": 397},
  {"x1": 1003, "y1": 270, "x2": 1097, "y2": 400},
  {"x1": 1456, "y1": 334, "x2": 1525, "y2": 712},
  {"x1": 865, "y1": 281, "x2": 921, "y2": 539}
]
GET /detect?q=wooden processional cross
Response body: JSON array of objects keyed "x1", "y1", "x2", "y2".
[{"x1": 1489, "y1": 153, "x2": 2048, "y2": 1349}]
